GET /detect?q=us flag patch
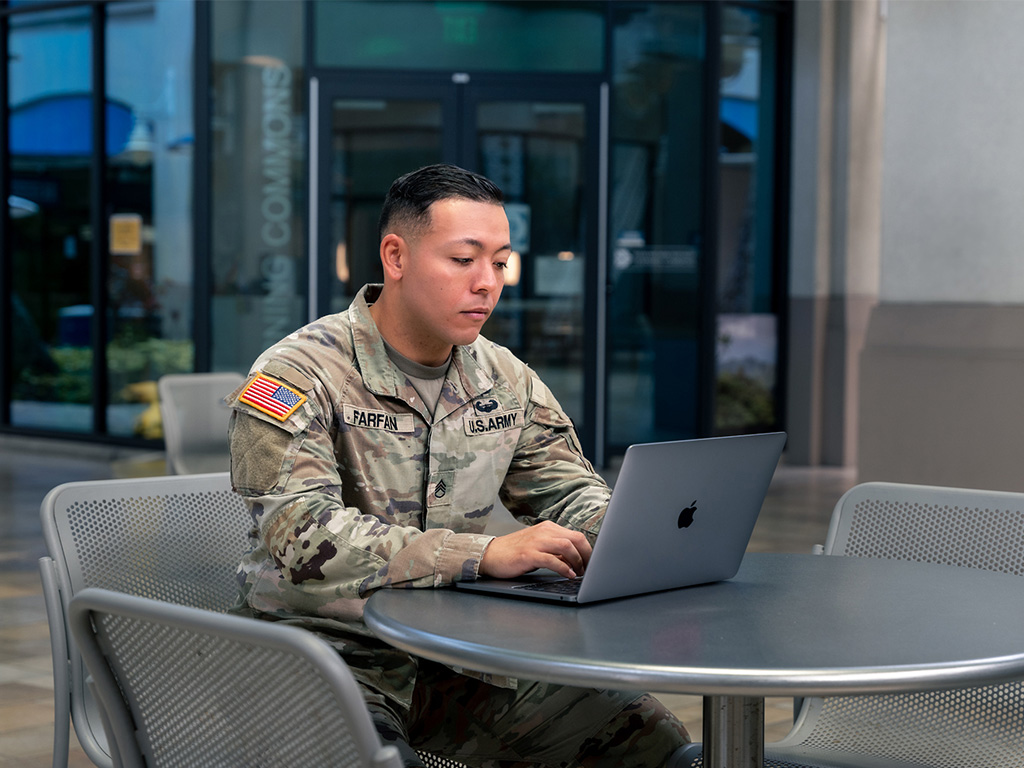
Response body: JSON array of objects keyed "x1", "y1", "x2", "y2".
[{"x1": 239, "y1": 373, "x2": 307, "y2": 421}]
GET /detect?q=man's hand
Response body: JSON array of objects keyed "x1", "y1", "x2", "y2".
[{"x1": 480, "y1": 521, "x2": 593, "y2": 579}]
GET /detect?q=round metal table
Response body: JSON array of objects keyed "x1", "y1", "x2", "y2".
[{"x1": 366, "y1": 553, "x2": 1024, "y2": 767}]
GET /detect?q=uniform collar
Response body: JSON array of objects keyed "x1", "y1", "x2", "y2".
[{"x1": 351, "y1": 284, "x2": 494, "y2": 410}]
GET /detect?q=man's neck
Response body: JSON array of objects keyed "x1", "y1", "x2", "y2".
[{"x1": 368, "y1": 293, "x2": 452, "y2": 367}]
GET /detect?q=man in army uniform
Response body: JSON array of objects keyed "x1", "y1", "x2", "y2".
[{"x1": 227, "y1": 164, "x2": 692, "y2": 766}]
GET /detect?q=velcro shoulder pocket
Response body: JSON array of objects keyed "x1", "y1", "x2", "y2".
[{"x1": 228, "y1": 361, "x2": 320, "y2": 437}]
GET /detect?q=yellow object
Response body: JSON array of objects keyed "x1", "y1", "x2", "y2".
[{"x1": 122, "y1": 380, "x2": 164, "y2": 439}]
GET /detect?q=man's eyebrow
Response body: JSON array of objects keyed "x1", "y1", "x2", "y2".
[{"x1": 452, "y1": 237, "x2": 512, "y2": 253}]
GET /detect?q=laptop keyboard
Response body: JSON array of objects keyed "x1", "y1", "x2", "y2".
[{"x1": 513, "y1": 577, "x2": 583, "y2": 595}]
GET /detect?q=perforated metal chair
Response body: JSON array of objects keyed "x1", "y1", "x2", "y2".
[
  {"x1": 39, "y1": 471, "x2": 470, "y2": 768},
  {"x1": 69, "y1": 587, "x2": 402, "y2": 768},
  {"x1": 38, "y1": 472, "x2": 249, "y2": 768},
  {"x1": 157, "y1": 371, "x2": 244, "y2": 474},
  {"x1": 419, "y1": 754, "x2": 473, "y2": 768},
  {"x1": 684, "y1": 481, "x2": 1024, "y2": 768}
]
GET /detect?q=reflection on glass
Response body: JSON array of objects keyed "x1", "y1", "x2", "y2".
[
  {"x1": 607, "y1": 3, "x2": 706, "y2": 448},
  {"x1": 477, "y1": 101, "x2": 586, "y2": 424},
  {"x1": 9, "y1": 8, "x2": 94, "y2": 432},
  {"x1": 328, "y1": 99, "x2": 443, "y2": 314},
  {"x1": 715, "y1": 7, "x2": 779, "y2": 435},
  {"x1": 105, "y1": 1, "x2": 195, "y2": 438}
]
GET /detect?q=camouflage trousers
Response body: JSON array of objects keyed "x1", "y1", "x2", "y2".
[{"x1": 366, "y1": 658, "x2": 692, "y2": 768}]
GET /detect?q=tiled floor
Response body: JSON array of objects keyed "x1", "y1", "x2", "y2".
[{"x1": 0, "y1": 435, "x2": 856, "y2": 766}]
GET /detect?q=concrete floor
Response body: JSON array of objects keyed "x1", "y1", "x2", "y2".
[{"x1": 0, "y1": 434, "x2": 857, "y2": 766}]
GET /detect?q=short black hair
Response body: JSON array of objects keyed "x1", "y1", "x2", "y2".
[{"x1": 378, "y1": 164, "x2": 504, "y2": 242}]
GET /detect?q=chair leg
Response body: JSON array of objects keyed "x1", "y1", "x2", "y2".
[{"x1": 40, "y1": 558, "x2": 71, "y2": 768}]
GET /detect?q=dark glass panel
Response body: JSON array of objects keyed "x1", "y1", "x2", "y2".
[
  {"x1": 607, "y1": 2, "x2": 707, "y2": 447},
  {"x1": 9, "y1": 7, "x2": 94, "y2": 432},
  {"x1": 715, "y1": 7, "x2": 781, "y2": 436},
  {"x1": 315, "y1": 1, "x2": 604, "y2": 73}
]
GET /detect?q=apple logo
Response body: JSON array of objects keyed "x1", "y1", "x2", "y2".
[{"x1": 677, "y1": 500, "x2": 698, "y2": 529}]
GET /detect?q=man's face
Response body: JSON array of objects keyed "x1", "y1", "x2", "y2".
[{"x1": 395, "y1": 197, "x2": 511, "y2": 364}]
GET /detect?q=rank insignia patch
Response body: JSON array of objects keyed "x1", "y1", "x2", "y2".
[{"x1": 239, "y1": 373, "x2": 307, "y2": 421}]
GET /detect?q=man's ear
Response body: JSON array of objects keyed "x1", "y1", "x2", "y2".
[{"x1": 380, "y1": 233, "x2": 406, "y2": 281}]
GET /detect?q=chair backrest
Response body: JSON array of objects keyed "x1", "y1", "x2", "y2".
[
  {"x1": 769, "y1": 481, "x2": 1024, "y2": 768},
  {"x1": 70, "y1": 587, "x2": 402, "y2": 768},
  {"x1": 823, "y1": 481, "x2": 1024, "y2": 573},
  {"x1": 42, "y1": 472, "x2": 249, "y2": 609},
  {"x1": 158, "y1": 371, "x2": 244, "y2": 474},
  {"x1": 40, "y1": 472, "x2": 250, "y2": 768}
]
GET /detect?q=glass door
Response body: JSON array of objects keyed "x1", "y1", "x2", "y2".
[
  {"x1": 466, "y1": 86, "x2": 599, "y2": 439},
  {"x1": 316, "y1": 77, "x2": 601, "y2": 453},
  {"x1": 314, "y1": 81, "x2": 454, "y2": 316}
]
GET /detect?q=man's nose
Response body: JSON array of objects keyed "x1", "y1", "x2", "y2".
[{"x1": 473, "y1": 262, "x2": 500, "y2": 293}]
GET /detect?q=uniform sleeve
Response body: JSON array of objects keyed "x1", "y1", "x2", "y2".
[
  {"x1": 229, "y1": 364, "x2": 494, "y2": 605},
  {"x1": 498, "y1": 374, "x2": 611, "y2": 542}
]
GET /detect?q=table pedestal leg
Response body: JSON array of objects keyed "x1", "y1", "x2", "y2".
[{"x1": 702, "y1": 695, "x2": 764, "y2": 768}]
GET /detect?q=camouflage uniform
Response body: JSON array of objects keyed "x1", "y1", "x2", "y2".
[{"x1": 227, "y1": 283, "x2": 690, "y2": 766}]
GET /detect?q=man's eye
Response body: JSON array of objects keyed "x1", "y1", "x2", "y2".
[{"x1": 495, "y1": 262, "x2": 508, "y2": 270}]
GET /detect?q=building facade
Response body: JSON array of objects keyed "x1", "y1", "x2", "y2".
[{"x1": 1, "y1": 0, "x2": 792, "y2": 466}]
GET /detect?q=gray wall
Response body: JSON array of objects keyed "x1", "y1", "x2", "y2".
[{"x1": 857, "y1": 1, "x2": 1024, "y2": 491}]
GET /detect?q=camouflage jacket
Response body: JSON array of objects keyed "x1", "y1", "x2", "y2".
[{"x1": 227, "y1": 284, "x2": 610, "y2": 697}]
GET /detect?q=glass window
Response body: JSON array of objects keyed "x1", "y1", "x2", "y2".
[
  {"x1": 315, "y1": 1, "x2": 604, "y2": 73},
  {"x1": 9, "y1": 7, "x2": 94, "y2": 432},
  {"x1": 210, "y1": 0, "x2": 306, "y2": 374},
  {"x1": 105, "y1": 0, "x2": 195, "y2": 438},
  {"x1": 715, "y1": 6, "x2": 781, "y2": 435},
  {"x1": 607, "y1": 2, "x2": 707, "y2": 448}
]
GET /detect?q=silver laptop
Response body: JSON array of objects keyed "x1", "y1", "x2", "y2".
[{"x1": 454, "y1": 432, "x2": 786, "y2": 604}]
